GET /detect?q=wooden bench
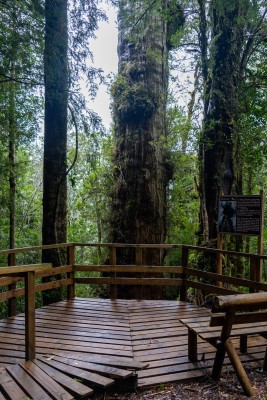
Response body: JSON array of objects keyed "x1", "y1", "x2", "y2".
[{"x1": 180, "y1": 292, "x2": 267, "y2": 397}]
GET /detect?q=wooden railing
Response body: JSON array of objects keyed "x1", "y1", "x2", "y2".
[
  {"x1": 0, "y1": 263, "x2": 52, "y2": 360},
  {"x1": 0, "y1": 242, "x2": 265, "y2": 361},
  {"x1": 0, "y1": 242, "x2": 266, "y2": 317},
  {"x1": 73, "y1": 243, "x2": 267, "y2": 300}
]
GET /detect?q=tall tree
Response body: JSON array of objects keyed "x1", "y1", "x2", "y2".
[
  {"x1": 0, "y1": 0, "x2": 43, "y2": 255},
  {"x1": 42, "y1": 0, "x2": 68, "y2": 247},
  {"x1": 42, "y1": 0, "x2": 106, "y2": 303},
  {"x1": 42, "y1": 0, "x2": 68, "y2": 303},
  {"x1": 42, "y1": 0, "x2": 106, "y2": 251},
  {"x1": 197, "y1": 0, "x2": 266, "y2": 244},
  {"x1": 110, "y1": 0, "x2": 183, "y2": 299}
]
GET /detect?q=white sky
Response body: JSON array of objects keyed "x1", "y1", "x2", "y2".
[{"x1": 89, "y1": 6, "x2": 118, "y2": 128}]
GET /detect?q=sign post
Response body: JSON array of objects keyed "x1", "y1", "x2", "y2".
[
  {"x1": 218, "y1": 194, "x2": 263, "y2": 236},
  {"x1": 257, "y1": 190, "x2": 265, "y2": 279},
  {"x1": 218, "y1": 192, "x2": 264, "y2": 284}
]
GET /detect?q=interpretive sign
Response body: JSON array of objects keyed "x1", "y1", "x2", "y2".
[{"x1": 218, "y1": 195, "x2": 263, "y2": 236}]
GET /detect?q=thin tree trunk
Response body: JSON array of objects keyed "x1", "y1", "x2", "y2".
[
  {"x1": 8, "y1": 78, "x2": 17, "y2": 316},
  {"x1": 197, "y1": 0, "x2": 210, "y2": 243},
  {"x1": 8, "y1": 80, "x2": 16, "y2": 253}
]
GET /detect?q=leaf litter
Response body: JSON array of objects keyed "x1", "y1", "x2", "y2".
[{"x1": 92, "y1": 367, "x2": 267, "y2": 400}]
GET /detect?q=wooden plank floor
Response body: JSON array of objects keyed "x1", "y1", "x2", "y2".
[{"x1": 0, "y1": 298, "x2": 265, "y2": 398}]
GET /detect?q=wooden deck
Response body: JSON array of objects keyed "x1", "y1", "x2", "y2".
[{"x1": 0, "y1": 298, "x2": 266, "y2": 399}]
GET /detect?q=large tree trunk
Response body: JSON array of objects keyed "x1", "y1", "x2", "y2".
[
  {"x1": 198, "y1": 0, "x2": 249, "y2": 244},
  {"x1": 110, "y1": 0, "x2": 171, "y2": 299},
  {"x1": 42, "y1": 0, "x2": 68, "y2": 304}
]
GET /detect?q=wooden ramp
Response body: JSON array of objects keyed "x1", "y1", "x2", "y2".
[{"x1": 0, "y1": 298, "x2": 265, "y2": 398}]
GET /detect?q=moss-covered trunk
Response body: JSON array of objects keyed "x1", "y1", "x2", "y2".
[
  {"x1": 199, "y1": 0, "x2": 249, "y2": 244},
  {"x1": 111, "y1": 0, "x2": 171, "y2": 299}
]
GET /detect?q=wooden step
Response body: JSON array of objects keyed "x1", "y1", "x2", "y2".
[
  {"x1": 20, "y1": 361, "x2": 74, "y2": 400},
  {"x1": 0, "y1": 367, "x2": 28, "y2": 400},
  {"x1": 34, "y1": 359, "x2": 94, "y2": 398},
  {"x1": 38, "y1": 355, "x2": 114, "y2": 388},
  {"x1": 50, "y1": 355, "x2": 134, "y2": 379},
  {"x1": 7, "y1": 364, "x2": 53, "y2": 400}
]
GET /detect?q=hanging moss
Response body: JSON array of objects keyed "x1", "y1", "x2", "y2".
[{"x1": 112, "y1": 74, "x2": 156, "y2": 123}]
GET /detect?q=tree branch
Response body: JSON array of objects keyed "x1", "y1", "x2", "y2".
[
  {"x1": 66, "y1": 105, "x2": 79, "y2": 177},
  {"x1": 0, "y1": 73, "x2": 43, "y2": 86},
  {"x1": 240, "y1": 8, "x2": 267, "y2": 76},
  {"x1": 131, "y1": 0, "x2": 157, "y2": 31}
]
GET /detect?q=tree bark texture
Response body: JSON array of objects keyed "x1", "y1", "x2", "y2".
[
  {"x1": 42, "y1": 0, "x2": 68, "y2": 302},
  {"x1": 111, "y1": 0, "x2": 172, "y2": 299},
  {"x1": 199, "y1": 0, "x2": 249, "y2": 242}
]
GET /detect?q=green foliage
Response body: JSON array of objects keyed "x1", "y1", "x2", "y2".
[
  {"x1": 166, "y1": 0, "x2": 185, "y2": 50},
  {"x1": 0, "y1": 144, "x2": 42, "y2": 259},
  {"x1": 165, "y1": 149, "x2": 199, "y2": 268},
  {"x1": 0, "y1": 0, "x2": 266, "y2": 304},
  {"x1": 0, "y1": 0, "x2": 108, "y2": 258},
  {"x1": 15, "y1": 145, "x2": 43, "y2": 248},
  {"x1": 67, "y1": 128, "x2": 113, "y2": 297},
  {"x1": 162, "y1": 104, "x2": 199, "y2": 299},
  {"x1": 0, "y1": 0, "x2": 44, "y2": 257},
  {"x1": 0, "y1": 0, "x2": 44, "y2": 84}
]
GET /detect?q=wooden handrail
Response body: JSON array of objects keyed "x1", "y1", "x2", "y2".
[
  {"x1": 0, "y1": 264, "x2": 52, "y2": 276},
  {"x1": 1, "y1": 242, "x2": 266, "y2": 259},
  {"x1": 0, "y1": 243, "x2": 265, "y2": 304},
  {"x1": 74, "y1": 264, "x2": 183, "y2": 273},
  {"x1": 0, "y1": 263, "x2": 52, "y2": 360},
  {"x1": 213, "y1": 292, "x2": 267, "y2": 311}
]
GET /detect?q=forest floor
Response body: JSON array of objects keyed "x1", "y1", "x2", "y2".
[{"x1": 92, "y1": 366, "x2": 267, "y2": 400}]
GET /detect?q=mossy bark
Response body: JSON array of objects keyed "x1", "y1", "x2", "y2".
[
  {"x1": 198, "y1": 0, "x2": 249, "y2": 244},
  {"x1": 111, "y1": 0, "x2": 171, "y2": 299},
  {"x1": 196, "y1": 0, "x2": 250, "y2": 276}
]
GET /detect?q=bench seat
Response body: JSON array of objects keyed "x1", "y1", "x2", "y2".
[
  {"x1": 180, "y1": 293, "x2": 267, "y2": 397},
  {"x1": 181, "y1": 316, "x2": 267, "y2": 339}
]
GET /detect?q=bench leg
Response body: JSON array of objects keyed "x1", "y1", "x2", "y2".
[
  {"x1": 224, "y1": 338, "x2": 254, "y2": 397},
  {"x1": 188, "y1": 328, "x2": 198, "y2": 362},
  {"x1": 240, "y1": 335, "x2": 247, "y2": 353},
  {"x1": 211, "y1": 342, "x2": 226, "y2": 381}
]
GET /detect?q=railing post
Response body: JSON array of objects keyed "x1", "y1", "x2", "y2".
[
  {"x1": 25, "y1": 270, "x2": 35, "y2": 360},
  {"x1": 135, "y1": 247, "x2": 143, "y2": 300},
  {"x1": 110, "y1": 246, "x2": 117, "y2": 300},
  {"x1": 257, "y1": 189, "x2": 264, "y2": 281},
  {"x1": 8, "y1": 252, "x2": 17, "y2": 317},
  {"x1": 255, "y1": 255, "x2": 262, "y2": 286},
  {"x1": 180, "y1": 246, "x2": 189, "y2": 302},
  {"x1": 67, "y1": 244, "x2": 75, "y2": 300},
  {"x1": 216, "y1": 234, "x2": 223, "y2": 288},
  {"x1": 249, "y1": 255, "x2": 257, "y2": 293}
]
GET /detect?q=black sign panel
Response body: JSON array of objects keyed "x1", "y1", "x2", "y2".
[{"x1": 218, "y1": 195, "x2": 262, "y2": 236}]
